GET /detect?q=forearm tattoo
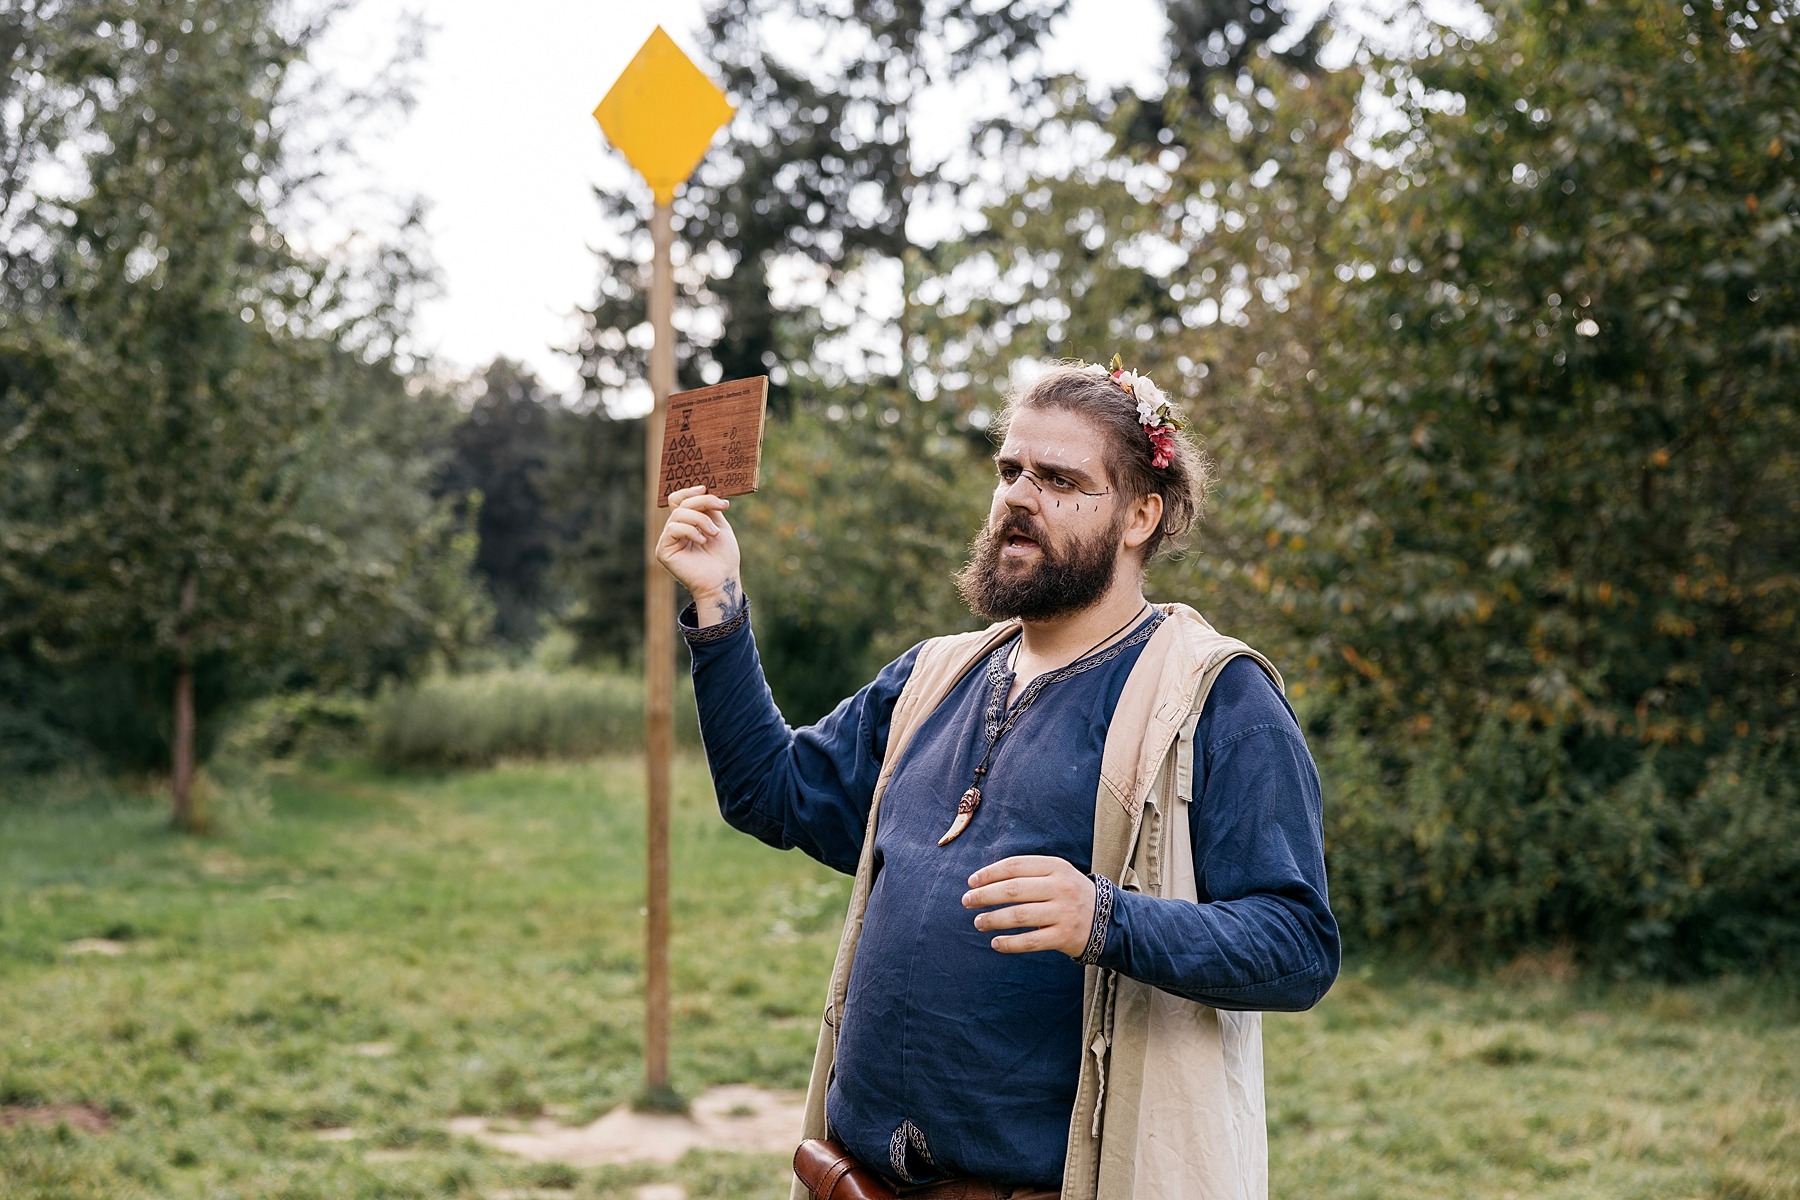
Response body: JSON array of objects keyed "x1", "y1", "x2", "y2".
[
  {"x1": 682, "y1": 591, "x2": 748, "y2": 644},
  {"x1": 713, "y1": 577, "x2": 747, "y2": 624}
]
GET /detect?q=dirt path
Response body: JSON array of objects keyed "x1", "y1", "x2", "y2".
[{"x1": 447, "y1": 1083, "x2": 804, "y2": 1167}]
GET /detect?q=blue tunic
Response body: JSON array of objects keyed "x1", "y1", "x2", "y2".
[{"x1": 682, "y1": 602, "x2": 1337, "y2": 1189}]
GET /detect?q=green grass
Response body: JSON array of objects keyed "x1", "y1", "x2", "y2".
[
  {"x1": 1, "y1": 760, "x2": 1796, "y2": 1199},
  {"x1": 1268, "y1": 965, "x2": 1799, "y2": 1200}
]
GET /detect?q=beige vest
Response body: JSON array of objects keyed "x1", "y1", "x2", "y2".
[{"x1": 791, "y1": 603, "x2": 1283, "y2": 1200}]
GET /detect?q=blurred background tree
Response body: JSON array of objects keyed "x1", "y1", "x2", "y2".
[
  {"x1": 958, "y1": 0, "x2": 1798, "y2": 972},
  {"x1": 0, "y1": 0, "x2": 484, "y2": 826},
  {"x1": 1265, "y1": 0, "x2": 1800, "y2": 973},
  {"x1": 566, "y1": 0, "x2": 1069, "y2": 715},
  {"x1": 534, "y1": 395, "x2": 646, "y2": 665},
  {"x1": 430, "y1": 356, "x2": 649, "y2": 667},
  {"x1": 437, "y1": 359, "x2": 565, "y2": 649}
]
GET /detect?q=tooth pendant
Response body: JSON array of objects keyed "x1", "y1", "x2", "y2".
[{"x1": 937, "y1": 786, "x2": 982, "y2": 847}]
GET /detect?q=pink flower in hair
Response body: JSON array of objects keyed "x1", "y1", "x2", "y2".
[
  {"x1": 1147, "y1": 426, "x2": 1176, "y2": 470},
  {"x1": 1087, "y1": 353, "x2": 1182, "y2": 469}
]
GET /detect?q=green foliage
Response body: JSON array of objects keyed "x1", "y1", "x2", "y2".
[
  {"x1": 736, "y1": 405, "x2": 990, "y2": 722},
  {"x1": 1251, "y1": 0, "x2": 1800, "y2": 971},
  {"x1": 432, "y1": 356, "x2": 655, "y2": 668},
  {"x1": 0, "y1": 653, "x2": 93, "y2": 775},
  {"x1": 1317, "y1": 711, "x2": 1800, "y2": 974},
  {"x1": 220, "y1": 691, "x2": 373, "y2": 764},
  {"x1": 948, "y1": 0, "x2": 1800, "y2": 972},
  {"x1": 0, "y1": 0, "x2": 486, "y2": 790},
  {"x1": 437, "y1": 360, "x2": 567, "y2": 648},
  {"x1": 368, "y1": 669, "x2": 699, "y2": 769},
  {"x1": 0, "y1": 653, "x2": 254, "y2": 775},
  {"x1": 535, "y1": 402, "x2": 649, "y2": 666},
  {"x1": 1261, "y1": 0, "x2": 1800, "y2": 745}
]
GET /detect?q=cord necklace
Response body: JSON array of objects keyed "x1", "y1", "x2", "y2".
[{"x1": 937, "y1": 603, "x2": 1153, "y2": 847}]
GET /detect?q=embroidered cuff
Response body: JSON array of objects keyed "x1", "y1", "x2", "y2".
[
  {"x1": 679, "y1": 598, "x2": 750, "y2": 644},
  {"x1": 1079, "y1": 873, "x2": 1115, "y2": 965}
]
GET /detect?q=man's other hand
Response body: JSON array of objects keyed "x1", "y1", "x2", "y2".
[
  {"x1": 963, "y1": 856, "x2": 1097, "y2": 958},
  {"x1": 655, "y1": 486, "x2": 744, "y2": 626}
]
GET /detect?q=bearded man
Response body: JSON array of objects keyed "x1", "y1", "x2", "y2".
[{"x1": 655, "y1": 362, "x2": 1338, "y2": 1200}]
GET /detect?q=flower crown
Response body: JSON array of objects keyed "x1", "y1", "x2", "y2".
[{"x1": 1077, "y1": 354, "x2": 1182, "y2": 469}]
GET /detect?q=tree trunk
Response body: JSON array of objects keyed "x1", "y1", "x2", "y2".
[{"x1": 170, "y1": 572, "x2": 202, "y2": 832}]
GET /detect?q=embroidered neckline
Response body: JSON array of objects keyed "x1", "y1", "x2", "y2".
[
  {"x1": 983, "y1": 609, "x2": 1164, "y2": 741},
  {"x1": 936, "y1": 608, "x2": 1164, "y2": 847}
]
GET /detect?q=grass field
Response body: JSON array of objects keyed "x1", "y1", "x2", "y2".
[{"x1": 1, "y1": 759, "x2": 1795, "y2": 1199}]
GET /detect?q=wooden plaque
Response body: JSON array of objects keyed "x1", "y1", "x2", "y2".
[{"x1": 656, "y1": 375, "x2": 769, "y2": 507}]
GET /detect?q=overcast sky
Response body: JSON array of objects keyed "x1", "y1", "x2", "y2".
[{"x1": 314, "y1": 0, "x2": 1182, "y2": 400}]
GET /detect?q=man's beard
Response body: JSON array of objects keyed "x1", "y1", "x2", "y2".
[{"x1": 955, "y1": 508, "x2": 1126, "y2": 622}]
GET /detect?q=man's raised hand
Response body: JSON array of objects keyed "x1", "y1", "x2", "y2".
[
  {"x1": 655, "y1": 486, "x2": 744, "y2": 627},
  {"x1": 962, "y1": 856, "x2": 1097, "y2": 959}
]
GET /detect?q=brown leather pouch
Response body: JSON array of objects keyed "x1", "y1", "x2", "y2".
[{"x1": 793, "y1": 1138, "x2": 900, "y2": 1200}]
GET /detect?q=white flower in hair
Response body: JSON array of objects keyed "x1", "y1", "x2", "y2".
[
  {"x1": 1082, "y1": 353, "x2": 1182, "y2": 467},
  {"x1": 1078, "y1": 354, "x2": 1179, "y2": 430},
  {"x1": 1132, "y1": 375, "x2": 1168, "y2": 425}
]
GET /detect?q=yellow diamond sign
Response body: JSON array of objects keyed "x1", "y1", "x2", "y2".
[{"x1": 593, "y1": 27, "x2": 734, "y2": 205}]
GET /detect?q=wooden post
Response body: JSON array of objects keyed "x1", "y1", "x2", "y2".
[
  {"x1": 643, "y1": 200, "x2": 676, "y2": 1102},
  {"x1": 594, "y1": 25, "x2": 733, "y2": 1113}
]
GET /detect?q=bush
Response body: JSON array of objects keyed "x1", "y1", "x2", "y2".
[
  {"x1": 1134, "y1": 0, "x2": 1800, "y2": 977},
  {"x1": 0, "y1": 658, "x2": 90, "y2": 776},
  {"x1": 0, "y1": 650, "x2": 248, "y2": 776},
  {"x1": 737, "y1": 406, "x2": 991, "y2": 724},
  {"x1": 369, "y1": 669, "x2": 700, "y2": 769},
  {"x1": 219, "y1": 691, "x2": 372, "y2": 762},
  {"x1": 1319, "y1": 713, "x2": 1800, "y2": 976}
]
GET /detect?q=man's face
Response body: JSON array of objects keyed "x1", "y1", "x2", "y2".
[{"x1": 956, "y1": 406, "x2": 1128, "y2": 622}]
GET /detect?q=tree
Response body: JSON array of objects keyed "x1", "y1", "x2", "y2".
[
  {"x1": 566, "y1": 0, "x2": 1068, "y2": 702},
  {"x1": 906, "y1": 0, "x2": 1331, "y2": 424},
  {"x1": 732, "y1": 386, "x2": 989, "y2": 722},
  {"x1": 0, "y1": 0, "x2": 85, "y2": 306},
  {"x1": 535, "y1": 401, "x2": 646, "y2": 665},
  {"x1": 1249, "y1": 0, "x2": 1800, "y2": 969},
  {"x1": 438, "y1": 359, "x2": 565, "y2": 648},
  {"x1": 941, "y1": 0, "x2": 1800, "y2": 970},
  {"x1": 0, "y1": 0, "x2": 483, "y2": 824},
  {"x1": 575, "y1": 0, "x2": 1068, "y2": 411}
]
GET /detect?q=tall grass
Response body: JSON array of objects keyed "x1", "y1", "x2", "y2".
[{"x1": 369, "y1": 669, "x2": 700, "y2": 768}]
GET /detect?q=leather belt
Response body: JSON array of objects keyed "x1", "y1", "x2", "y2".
[{"x1": 794, "y1": 1138, "x2": 1058, "y2": 1200}]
